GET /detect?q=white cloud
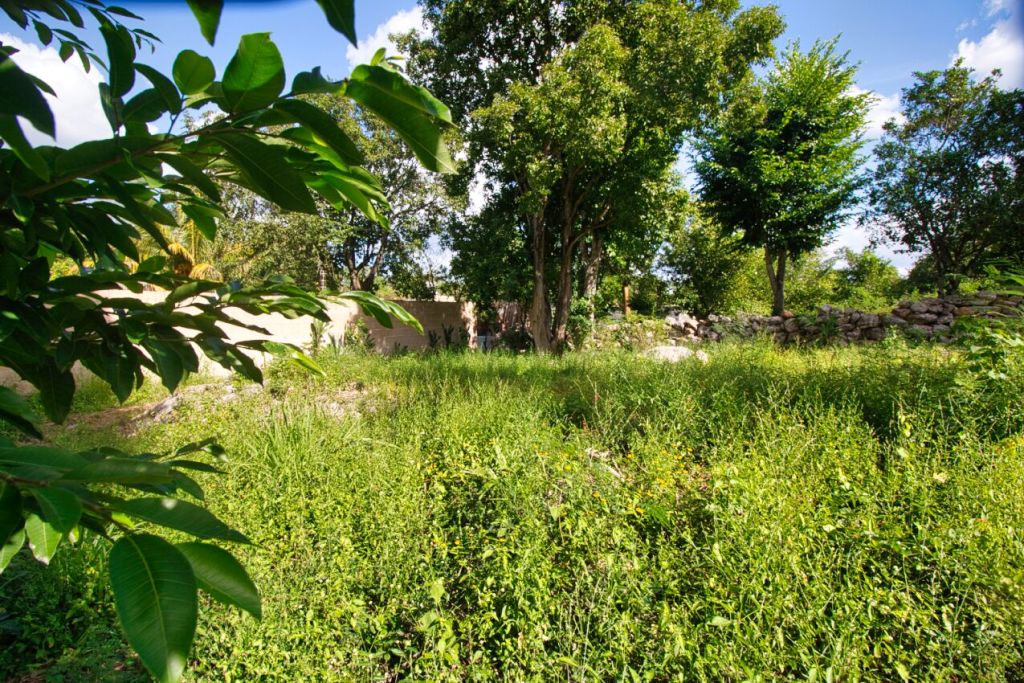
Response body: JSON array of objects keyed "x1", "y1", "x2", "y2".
[
  {"x1": 955, "y1": 0, "x2": 1024, "y2": 87},
  {"x1": 849, "y1": 85, "x2": 904, "y2": 141},
  {"x1": 2, "y1": 33, "x2": 109, "y2": 147},
  {"x1": 345, "y1": 7, "x2": 426, "y2": 72}
]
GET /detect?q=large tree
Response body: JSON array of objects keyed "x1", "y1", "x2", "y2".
[
  {"x1": 866, "y1": 62, "x2": 1024, "y2": 294},
  {"x1": 696, "y1": 39, "x2": 870, "y2": 316},
  {"x1": 412, "y1": 0, "x2": 783, "y2": 351}
]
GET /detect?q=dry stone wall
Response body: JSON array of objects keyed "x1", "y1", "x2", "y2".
[{"x1": 664, "y1": 292, "x2": 1023, "y2": 345}]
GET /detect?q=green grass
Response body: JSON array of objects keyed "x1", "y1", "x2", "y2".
[{"x1": 2, "y1": 341, "x2": 1023, "y2": 681}]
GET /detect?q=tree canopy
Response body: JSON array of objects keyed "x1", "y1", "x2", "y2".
[
  {"x1": 696, "y1": 39, "x2": 870, "y2": 315},
  {"x1": 412, "y1": 0, "x2": 783, "y2": 350},
  {"x1": 866, "y1": 62, "x2": 1024, "y2": 295}
]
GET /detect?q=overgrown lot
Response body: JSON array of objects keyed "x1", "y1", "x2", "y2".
[{"x1": 2, "y1": 342, "x2": 1023, "y2": 681}]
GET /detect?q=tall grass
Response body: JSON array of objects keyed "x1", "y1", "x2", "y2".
[{"x1": 2, "y1": 342, "x2": 1022, "y2": 681}]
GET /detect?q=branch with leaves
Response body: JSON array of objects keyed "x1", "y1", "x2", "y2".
[{"x1": 0, "y1": 1, "x2": 449, "y2": 681}]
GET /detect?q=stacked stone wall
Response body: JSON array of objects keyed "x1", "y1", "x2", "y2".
[{"x1": 664, "y1": 291, "x2": 1023, "y2": 345}]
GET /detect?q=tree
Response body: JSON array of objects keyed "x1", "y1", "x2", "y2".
[
  {"x1": 0, "y1": 2, "x2": 450, "y2": 681},
  {"x1": 661, "y1": 203, "x2": 750, "y2": 318},
  {"x1": 833, "y1": 247, "x2": 901, "y2": 310},
  {"x1": 866, "y1": 62, "x2": 1024, "y2": 295},
  {"x1": 696, "y1": 39, "x2": 870, "y2": 315},
  {"x1": 413, "y1": 0, "x2": 783, "y2": 351}
]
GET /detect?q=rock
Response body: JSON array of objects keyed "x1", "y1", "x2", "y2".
[
  {"x1": 936, "y1": 314, "x2": 954, "y2": 325},
  {"x1": 782, "y1": 310, "x2": 795, "y2": 319},
  {"x1": 954, "y1": 307, "x2": 974, "y2": 317},
  {"x1": 908, "y1": 312, "x2": 938, "y2": 324},
  {"x1": 857, "y1": 313, "x2": 880, "y2": 328},
  {"x1": 818, "y1": 304, "x2": 833, "y2": 316},
  {"x1": 864, "y1": 327, "x2": 886, "y2": 341},
  {"x1": 143, "y1": 395, "x2": 179, "y2": 423},
  {"x1": 909, "y1": 301, "x2": 930, "y2": 314},
  {"x1": 644, "y1": 346, "x2": 710, "y2": 363},
  {"x1": 783, "y1": 318, "x2": 800, "y2": 333}
]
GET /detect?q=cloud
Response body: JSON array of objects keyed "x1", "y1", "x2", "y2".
[
  {"x1": 2, "y1": 33, "x2": 109, "y2": 147},
  {"x1": 955, "y1": 0, "x2": 1024, "y2": 87},
  {"x1": 849, "y1": 85, "x2": 904, "y2": 140},
  {"x1": 345, "y1": 7, "x2": 426, "y2": 72},
  {"x1": 828, "y1": 223, "x2": 916, "y2": 275}
]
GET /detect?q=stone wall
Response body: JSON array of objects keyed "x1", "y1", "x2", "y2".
[{"x1": 664, "y1": 291, "x2": 1023, "y2": 345}]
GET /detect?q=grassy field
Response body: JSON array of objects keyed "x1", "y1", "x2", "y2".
[{"x1": 2, "y1": 341, "x2": 1023, "y2": 681}]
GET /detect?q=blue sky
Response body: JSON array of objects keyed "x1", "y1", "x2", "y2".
[{"x1": 3, "y1": 0, "x2": 1022, "y2": 270}]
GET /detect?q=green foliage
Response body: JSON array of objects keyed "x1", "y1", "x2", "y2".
[
  {"x1": 415, "y1": 0, "x2": 783, "y2": 350},
  {"x1": 697, "y1": 39, "x2": 871, "y2": 314},
  {"x1": 2, "y1": 345, "x2": 1023, "y2": 679},
  {"x1": 0, "y1": 1, "x2": 452, "y2": 681},
  {"x1": 867, "y1": 62, "x2": 1023, "y2": 295}
]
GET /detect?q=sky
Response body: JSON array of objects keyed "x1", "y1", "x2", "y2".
[{"x1": 3, "y1": 0, "x2": 1023, "y2": 272}]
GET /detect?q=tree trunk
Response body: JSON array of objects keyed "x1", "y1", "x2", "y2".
[
  {"x1": 551, "y1": 245, "x2": 575, "y2": 353},
  {"x1": 528, "y1": 215, "x2": 553, "y2": 353},
  {"x1": 764, "y1": 247, "x2": 787, "y2": 316},
  {"x1": 580, "y1": 234, "x2": 603, "y2": 328},
  {"x1": 622, "y1": 284, "x2": 631, "y2": 316}
]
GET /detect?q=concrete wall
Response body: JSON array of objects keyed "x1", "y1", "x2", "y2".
[{"x1": 0, "y1": 292, "x2": 476, "y2": 391}]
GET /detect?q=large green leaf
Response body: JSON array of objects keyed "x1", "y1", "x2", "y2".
[
  {"x1": 315, "y1": 0, "x2": 357, "y2": 45},
  {"x1": 172, "y1": 50, "x2": 215, "y2": 96},
  {"x1": 0, "y1": 482, "x2": 22, "y2": 544},
  {"x1": 113, "y1": 497, "x2": 249, "y2": 543},
  {"x1": 0, "y1": 529, "x2": 25, "y2": 573},
  {"x1": 217, "y1": 133, "x2": 316, "y2": 213},
  {"x1": 24, "y1": 512, "x2": 62, "y2": 564},
  {"x1": 29, "y1": 486, "x2": 82, "y2": 533},
  {"x1": 0, "y1": 386, "x2": 42, "y2": 438},
  {"x1": 63, "y1": 458, "x2": 175, "y2": 485},
  {"x1": 136, "y1": 63, "x2": 182, "y2": 115},
  {"x1": 109, "y1": 534, "x2": 198, "y2": 683},
  {"x1": 0, "y1": 114, "x2": 51, "y2": 180},
  {"x1": 274, "y1": 98, "x2": 363, "y2": 165},
  {"x1": 345, "y1": 65, "x2": 455, "y2": 173},
  {"x1": 176, "y1": 542, "x2": 261, "y2": 618},
  {"x1": 0, "y1": 445, "x2": 89, "y2": 472},
  {"x1": 0, "y1": 50, "x2": 55, "y2": 136},
  {"x1": 100, "y1": 23, "x2": 136, "y2": 98},
  {"x1": 222, "y1": 33, "x2": 285, "y2": 114},
  {"x1": 185, "y1": 0, "x2": 223, "y2": 46},
  {"x1": 155, "y1": 153, "x2": 219, "y2": 201}
]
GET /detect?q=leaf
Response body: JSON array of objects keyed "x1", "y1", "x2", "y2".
[
  {"x1": 24, "y1": 513, "x2": 62, "y2": 564},
  {"x1": 274, "y1": 98, "x2": 363, "y2": 164},
  {"x1": 100, "y1": 23, "x2": 136, "y2": 98},
  {"x1": 33, "y1": 20, "x2": 52, "y2": 46},
  {"x1": 0, "y1": 481, "x2": 22, "y2": 544},
  {"x1": 113, "y1": 497, "x2": 249, "y2": 543},
  {"x1": 142, "y1": 340, "x2": 185, "y2": 393},
  {"x1": 136, "y1": 63, "x2": 182, "y2": 115},
  {"x1": 0, "y1": 114, "x2": 51, "y2": 180},
  {"x1": 156, "y1": 154, "x2": 219, "y2": 200},
  {"x1": 315, "y1": 0, "x2": 357, "y2": 46},
  {"x1": 709, "y1": 616, "x2": 732, "y2": 628},
  {"x1": 0, "y1": 385, "x2": 42, "y2": 438},
  {"x1": 0, "y1": 50, "x2": 55, "y2": 136},
  {"x1": 30, "y1": 486, "x2": 82, "y2": 533},
  {"x1": 185, "y1": 0, "x2": 223, "y2": 46},
  {"x1": 181, "y1": 203, "x2": 219, "y2": 240},
  {"x1": 176, "y1": 542, "x2": 261, "y2": 618},
  {"x1": 109, "y1": 534, "x2": 198, "y2": 683},
  {"x1": 0, "y1": 529, "x2": 25, "y2": 573},
  {"x1": 172, "y1": 50, "x2": 215, "y2": 95},
  {"x1": 63, "y1": 458, "x2": 175, "y2": 485},
  {"x1": 222, "y1": 33, "x2": 285, "y2": 114},
  {"x1": 291, "y1": 66, "x2": 343, "y2": 95},
  {"x1": 345, "y1": 65, "x2": 455, "y2": 173},
  {"x1": 217, "y1": 133, "x2": 316, "y2": 213},
  {"x1": 337, "y1": 290, "x2": 423, "y2": 333},
  {"x1": 0, "y1": 446, "x2": 88, "y2": 473}
]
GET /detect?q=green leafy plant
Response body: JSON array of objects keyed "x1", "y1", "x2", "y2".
[
  {"x1": 954, "y1": 267, "x2": 1024, "y2": 383},
  {"x1": 0, "y1": 1, "x2": 449, "y2": 680}
]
